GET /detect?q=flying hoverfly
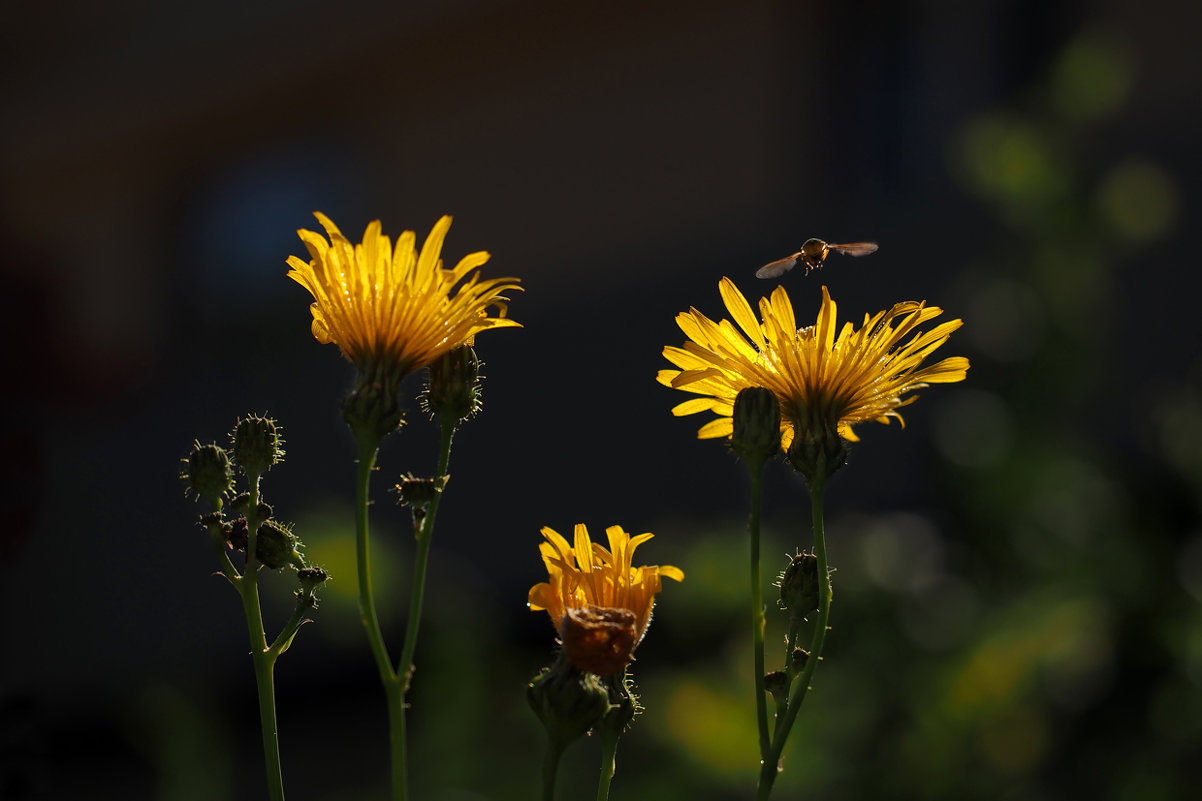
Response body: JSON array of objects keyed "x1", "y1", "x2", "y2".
[{"x1": 755, "y1": 238, "x2": 878, "y2": 279}]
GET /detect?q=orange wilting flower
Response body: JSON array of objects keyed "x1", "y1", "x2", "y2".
[
  {"x1": 286, "y1": 213, "x2": 521, "y2": 388},
  {"x1": 528, "y1": 524, "x2": 684, "y2": 675},
  {"x1": 658, "y1": 278, "x2": 969, "y2": 449}
]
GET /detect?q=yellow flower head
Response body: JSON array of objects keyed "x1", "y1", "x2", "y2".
[
  {"x1": 658, "y1": 278, "x2": 969, "y2": 447},
  {"x1": 286, "y1": 213, "x2": 521, "y2": 383},
  {"x1": 528, "y1": 524, "x2": 684, "y2": 673}
]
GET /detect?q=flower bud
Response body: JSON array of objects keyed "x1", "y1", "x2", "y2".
[
  {"x1": 253, "y1": 519, "x2": 305, "y2": 571},
  {"x1": 764, "y1": 670, "x2": 790, "y2": 705},
  {"x1": 231, "y1": 415, "x2": 285, "y2": 477},
  {"x1": 785, "y1": 418, "x2": 847, "y2": 485},
  {"x1": 197, "y1": 512, "x2": 232, "y2": 549},
  {"x1": 183, "y1": 442, "x2": 234, "y2": 505},
  {"x1": 297, "y1": 566, "x2": 329, "y2": 589},
  {"x1": 731, "y1": 387, "x2": 782, "y2": 464},
  {"x1": 230, "y1": 493, "x2": 251, "y2": 514},
  {"x1": 777, "y1": 550, "x2": 820, "y2": 619},
  {"x1": 598, "y1": 673, "x2": 638, "y2": 736},
  {"x1": 528, "y1": 654, "x2": 611, "y2": 747},
  {"x1": 422, "y1": 346, "x2": 482, "y2": 423},
  {"x1": 560, "y1": 606, "x2": 639, "y2": 676},
  {"x1": 343, "y1": 374, "x2": 405, "y2": 445},
  {"x1": 394, "y1": 473, "x2": 447, "y2": 515},
  {"x1": 227, "y1": 517, "x2": 249, "y2": 551},
  {"x1": 231, "y1": 494, "x2": 274, "y2": 521}
]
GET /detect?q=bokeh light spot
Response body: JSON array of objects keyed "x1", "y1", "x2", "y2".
[
  {"x1": 953, "y1": 115, "x2": 1067, "y2": 222},
  {"x1": 900, "y1": 576, "x2": 981, "y2": 651},
  {"x1": 1030, "y1": 241, "x2": 1111, "y2": 336},
  {"x1": 977, "y1": 705, "x2": 1049, "y2": 774},
  {"x1": 858, "y1": 513, "x2": 944, "y2": 593},
  {"x1": 933, "y1": 388, "x2": 1015, "y2": 469},
  {"x1": 1049, "y1": 29, "x2": 1135, "y2": 122},
  {"x1": 1095, "y1": 159, "x2": 1178, "y2": 242},
  {"x1": 1154, "y1": 386, "x2": 1202, "y2": 490},
  {"x1": 665, "y1": 682, "x2": 756, "y2": 775},
  {"x1": 1023, "y1": 455, "x2": 1127, "y2": 546},
  {"x1": 964, "y1": 276, "x2": 1045, "y2": 363}
]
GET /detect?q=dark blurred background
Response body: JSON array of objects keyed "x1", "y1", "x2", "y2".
[{"x1": 2, "y1": 1, "x2": 1200, "y2": 799}]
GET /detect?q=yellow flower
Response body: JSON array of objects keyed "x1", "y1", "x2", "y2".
[
  {"x1": 286, "y1": 213, "x2": 521, "y2": 384},
  {"x1": 528, "y1": 524, "x2": 684, "y2": 673},
  {"x1": 658, "y1": 278, "x2": 969, "y2": 447}
]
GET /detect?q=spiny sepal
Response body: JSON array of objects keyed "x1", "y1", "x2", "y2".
[
  {"x1": 230, "y1": 414, "x2": 285, "y2": 477},
  {"x1": 731, "y1": 387, "x2": 782, "y2": 464},
  {"x1": 343, "y1": 368, "x2": 406, "y2": 446},
  {"x1": 421, "y1": 345, "x2": 483, "y2": 424},
  {"x1": 527, "y1": 651, "x2": 612, "y2": 748},
  {"x1": 785, "y1": 417, "x2": 847, "y2": 485},
  {"x1": 182, "y1": 442, "x2": 234, "y2": 506}
]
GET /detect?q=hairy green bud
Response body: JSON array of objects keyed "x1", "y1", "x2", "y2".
[
  {"x1": 343, "y1": 371, "x2": 405, "y2": 446},
  {"x1": 785, "y1": 418, "x2": 847, "y2": 485},
  {"x1": 394, "y1": 473, "x2": 447, "y2": 516},
  {"x1": 253, "y1": 519, "x2": 305, "y2": 571},
  {"x1": 731, "y1": 387, "x2": 782, "y2": 464},
  {"x1": 183, "y1": 442, "x2": 234, "y2": 505},
  {"x1": 297, "y1": 566, "x2": 329, "y2": 589},
  {"x1": 777, "y1": 550, "x2": 820, "y2": 619},
  {"x1": 528, "y1": 653, "x2": 611, "y2": 748},
  {"x1": 764, "y1": 670, "x2": 790, "y2": 705},
  {"x1": 422, "y1": 346, "x2": 482, "y2": 423},
  {"x1": 231, "y1": 415, "x2": 285, "y2": 477},
  {"x1": 598, "y1": 672, "x2": 638, "y2": 736}
]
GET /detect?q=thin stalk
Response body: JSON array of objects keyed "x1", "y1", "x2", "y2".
[
  {"x1": 756, "y1": 472, "x2": 832, "y2": 801},
  {"x1": 240, "y1": 475, "x2": 286, "y2": 801},
  {"x1": 352, "y1": 435, "x2": 404, "y2": 801},
  {"x1": 268, "y1": 591, "x2": 314, "y2": 657},
  {"x1": 392, "y1": 419, "x2": 455, "y2": 800},
  {"x1": 204, "y1": 499, "x2": 242, "y2": 584},
  {"x1": 747, "y1": 459, "x2": 772, "y2": 762},
  {"x1": 394, "y1": 419, "x2": 455, "y2": 685},
  {"x1": 542, "y1": 738, "x2": 566, "y2": 801},
  {"x1": 249, "y1": 650, "x2": 284, "y2": 801},
  {"x1": 595, "y1": 727, "x2": 619, "y2": 801},
  {"x1": 354, "y1": 437, "x2": 399, "y2": 686},
  {"x1": 352, "y1": 419, "x2": 455, "y2": 801}
]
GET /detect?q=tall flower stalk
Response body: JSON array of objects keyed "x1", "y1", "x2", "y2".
[
  {"x1": 183, "y1": 417, "x2": 326, "y2": 801},
  {"x1": 288, "y1": 213, "x2": 520, "y2": 800},
  {"x1": 660, "y1": 278, "x2": 968, "y2": 798}
]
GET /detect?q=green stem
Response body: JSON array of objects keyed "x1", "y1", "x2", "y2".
[
  {"x1": 203, "y1": 502, "x2": 241, "y2": 584},
  {"x1": 596, "y1": 727, "x2": 619, "y2": 801},
  {"x1": 385, "y1": 679, "x2": 406, "y2": 801},
  {"x1": 268, "y1": 592, "x2": 313, "y2": 657},
  {"x1": 239, "y1": 475, "x2": 286, "y2": 801},
  {"x1": 756, "y1": 473, "x2": 831, "y2": 801},
  {"x1": 542, "y1": 737, "x2": 566, "y2": 801},
  {"x1": 352, "y1": 434, "x2": 405, "y2": 801},
  {"x1": 783, "y1": 617, "x2": 801, "y2": 682},
  {"x1": 392, "y1": 420, "x2": 456, "y2": 800},
  {"x1": 354, "y1": 438, "x2": 399, "y2": 686},
  {"x1": 395, "y1": 420, "x2": 455, "y2": 684},
  {"x1": 250, "y1": 649, "x2": 284, "y2": 801},
  {"x1": 352, "y1": 420, "x2": 455, "y2": 801},
  {"x1": 747, "y1": 459, "x2": 771, "y2": 762}
]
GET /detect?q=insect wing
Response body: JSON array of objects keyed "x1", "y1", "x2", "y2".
[
  {"x1": 828, "y1": 242, "x2": 878, "y2": 257},
  {"x1": 756, "y1": 255, "x2": 799, "y2": 279}
]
